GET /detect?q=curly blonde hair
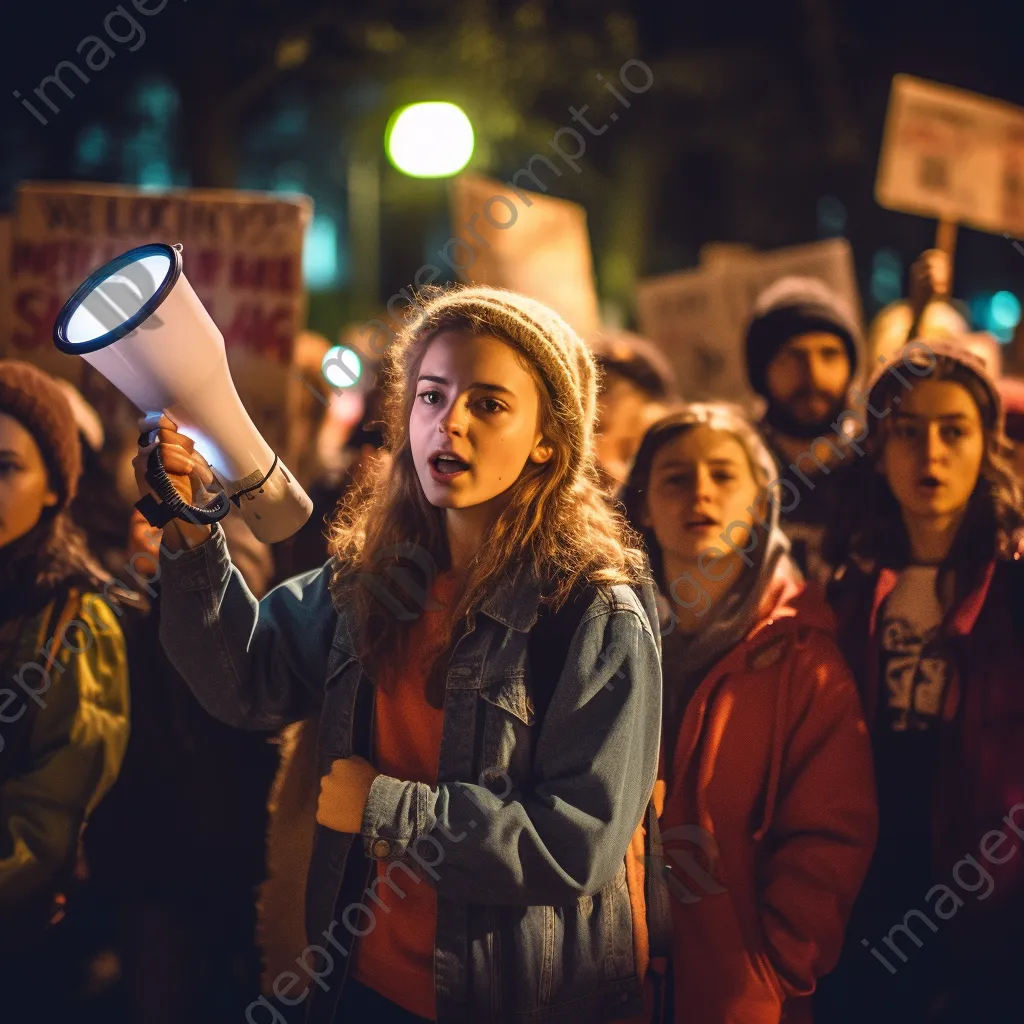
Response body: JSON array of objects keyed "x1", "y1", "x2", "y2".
[{"x1": 326, "y1": 287, "x2": 649, "y2": 703}]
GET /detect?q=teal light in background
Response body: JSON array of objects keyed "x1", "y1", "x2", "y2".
[
  {"x1": 322, "y1": 345, "x2": 361, "y2": 388},
  {"x1": 123, "y1": 78, "x2": 180, "y2": 190},
  {"x1": 136, "y1": 80, "x2": 179, "y2": 122},
  {"x1": 272, "y1": 107, "x2": 307, "y2": 137},
  {"x1": 74, "y1": 124, "x2": 110, "y2": 171},
  {"x1": 139, "y1": 160, "x2": 173, "y2": 190},
  {"x1": 817, "y1": 195, "x2": 847, "y2": 238},
  {"x1": 303, "y1": 216, "x2": 340, "y2": 290},
  {"x1": 273, "y1": 160, "x2": 307, "y2": 195},
  {"x1": 968, "y1": 293, "x2": 991, "y2": 331},
  {"x1": 870, "y1": 248, "x2": 903, "y2": 308},
  {"x1": 991, "y1": 291, "x2": 1021, "y2": 342},
  {"x1": 970, "y1": 291, "x2": 1022, "y2": 343}
]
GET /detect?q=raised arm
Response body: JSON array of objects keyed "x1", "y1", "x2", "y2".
[
  {"x1": 135, "y1": 414, "x2": 338, "y2": 731},
  {"x1": 157, "y1": 525, "x2": 337, "y2": 731}
]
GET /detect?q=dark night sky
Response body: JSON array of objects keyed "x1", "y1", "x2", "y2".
[
  {"x1": 3, "y1": 0, "x2": 1024, "y2": 319},
  {"x1": 6, "y1": 1, "x2": 1022, "y2": 131}
]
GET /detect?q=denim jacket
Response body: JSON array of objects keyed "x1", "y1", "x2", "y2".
[{"x1": 157, "y1": 525, "x2": 662, "y2": 1023}]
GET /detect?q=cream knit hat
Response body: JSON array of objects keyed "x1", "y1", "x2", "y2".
[{"x1": 389, "y1": 286, "x2": 598, "y2": 477}]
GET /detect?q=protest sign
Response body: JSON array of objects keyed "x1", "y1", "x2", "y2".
[
  {"x1": 876, "y1": 74, "x2": 1024, "y2": 238},
  {"x1": 449, "y1": 173, "x2": 601, "y2": 339},
  {"x1": 4, "y1": 182, "x2": 312, "y2": 450},
  {"x1": 635, "y1": 268, "x2": 744, "y2": 403},
  {"x1": 636, "y1": 238, "x2": 861, "y2": 403}
]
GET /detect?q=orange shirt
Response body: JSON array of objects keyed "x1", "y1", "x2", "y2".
[{"x1": 351, "y1": 573, "x2": 458, "y2": 1020}]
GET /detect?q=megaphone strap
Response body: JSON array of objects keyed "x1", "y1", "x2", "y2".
[
  {"x1": 134, "y1": 493, "x2": 183, "y2": 529},
  {"x1": 138, "y1": 445, "x2": 231, "y2": 529},
  {"x1": 229, "y1": 454, "x2": 280, "y2": 508}
]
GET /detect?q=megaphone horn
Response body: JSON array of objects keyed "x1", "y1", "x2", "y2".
[{"x1": 53, "y1": 242, "x2": 312, "y2": 544}]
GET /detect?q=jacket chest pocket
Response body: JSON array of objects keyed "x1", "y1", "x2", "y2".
[{"x1": 478, "y1": 669, "x2": 535, "y2": 782}]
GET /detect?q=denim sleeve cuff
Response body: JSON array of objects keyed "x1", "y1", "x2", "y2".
[
  {"x1": 361, "y1": 774, "x2": 427, "y2": 861},
  {"x1": 158, "y1": 522, "x2": 229, "y2": 592}
]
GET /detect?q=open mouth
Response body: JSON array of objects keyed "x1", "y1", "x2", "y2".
[
  {"x1": 918, "y1": 475, "x2": 941, "y2": 490},
  {"x1": 685, "y1": 514, "x2": 719, "y2": 530},
  {"x1": 429, "y1": 451, "x2": 471, "y2": 478}
]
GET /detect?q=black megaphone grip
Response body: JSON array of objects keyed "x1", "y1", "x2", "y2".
[{"x1": 137, "y1": 444, "x2": 231, "y2": 528}]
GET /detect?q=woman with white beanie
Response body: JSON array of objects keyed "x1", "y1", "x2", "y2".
[{"x1": 137, "y1": 286, "x2": 663, "y2": 1024}]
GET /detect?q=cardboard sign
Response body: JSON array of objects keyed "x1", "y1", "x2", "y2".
[
  {"x1": 635, "y1": 269, "x2": 745, "y2": 403},
  {"x1": 449, "y1": 173, "x2": 601, "y2": 339},
  {"x1": 2, "y1": 181, "x2": 312, "y2": 449},
  {"x1": 876, "y1": 74, "x2": 1024, "y2": 237},
  {"x1": 636, "y1": 238, "x2": 862, "y2": 403}
]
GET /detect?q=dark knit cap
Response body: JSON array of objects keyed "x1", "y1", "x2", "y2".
[
  {"x1": 744, "y1": 276, "x2": 861, "y2": 397},
  {"x1": 0, "y1": 361, "x2": 82, "y2": 508}
]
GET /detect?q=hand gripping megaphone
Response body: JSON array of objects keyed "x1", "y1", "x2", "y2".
[{"x1": 53, "y1": 242, "x2": 312, "y2": 544}]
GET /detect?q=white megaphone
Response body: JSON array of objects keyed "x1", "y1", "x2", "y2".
[{"x1": 53, "y1": 242, "x2": 312, "y2": 544}]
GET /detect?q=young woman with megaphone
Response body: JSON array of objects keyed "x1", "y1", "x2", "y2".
[{"x1": 135, "y1": 286, "x2": 663, "y2": 1024}]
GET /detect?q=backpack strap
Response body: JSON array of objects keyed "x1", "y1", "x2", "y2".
[
  {"x1": 526, "y1": 582, "x2": 598, "y2": 725},
  {"x1": 527, "y1": 581, "x2": 673, "y2": 959}
]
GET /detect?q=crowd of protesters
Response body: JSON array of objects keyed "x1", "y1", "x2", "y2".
[{"x1": 2, "y1": 242, "x2": 1023, "y2": 1024}]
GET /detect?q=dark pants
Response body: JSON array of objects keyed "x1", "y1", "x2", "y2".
[
  {"x1": 816, "y1": 911, "x2": 1021, "y2": 1024},
  {"x1": 334, "y1": 979, "x2": 434, "y2": 1023}
]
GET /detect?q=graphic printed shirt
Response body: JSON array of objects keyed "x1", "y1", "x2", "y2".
[{"x1": 879, "y1": 565, "x2": 951, "y2": 731}]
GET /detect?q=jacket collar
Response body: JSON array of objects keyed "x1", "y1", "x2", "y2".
[
  {"x1": 871, "y1": 559, "x2": 996, "y2": 639},
  {"x1": 478, "y1": 566, "x2": 546, "y2": 632},
  {"x1": 331, "y1": 559, "x2": 547, "y2": 639},
  {"x1": 947, "y1": 560, "x2": 996, "y2": 635}
]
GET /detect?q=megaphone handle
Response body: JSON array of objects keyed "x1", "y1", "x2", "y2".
[{"x1": 136, "y1": 445, "x2": 231, "y2": 528}]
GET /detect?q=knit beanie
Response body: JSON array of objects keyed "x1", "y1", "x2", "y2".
[
  {"x1": 0, "y1": 361, "x2": 82, "y2": 508},
  {"x1": 865, "y1": 338, "x2": 1003, "y2": 437},
  {"x1": 392, "y1": 286, "x2": 598, "y2": 479},
  {"x1": 744, "y1": 276, "x2": 862, "y2": 397}
]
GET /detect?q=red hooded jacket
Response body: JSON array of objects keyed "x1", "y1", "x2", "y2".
[{"x1": 657, "y1": 567, "x2": 878, "y2": 1024}]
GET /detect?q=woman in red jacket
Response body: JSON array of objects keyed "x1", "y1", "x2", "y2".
[
  {"x1": 623, "y1": 403, "x2": 877, "y2": 1024},
  {"x1": 821, "y1": 341, "x2": 1024, "y2": 1024}
]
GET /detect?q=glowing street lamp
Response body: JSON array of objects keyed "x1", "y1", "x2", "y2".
[{"x1": 385, "y1": 102, "x2": 475, "y2": 178}]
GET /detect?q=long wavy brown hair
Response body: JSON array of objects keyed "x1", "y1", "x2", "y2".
[
  {"x1": 824, "y1": 350, "x2": 1024, "y2": 602},
  {"x1": 326, "y1": 302, "x2": 649, "y2": 704},
  {"x1": 0, "y1": 507, "x2": 114, "y2": 623}
]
